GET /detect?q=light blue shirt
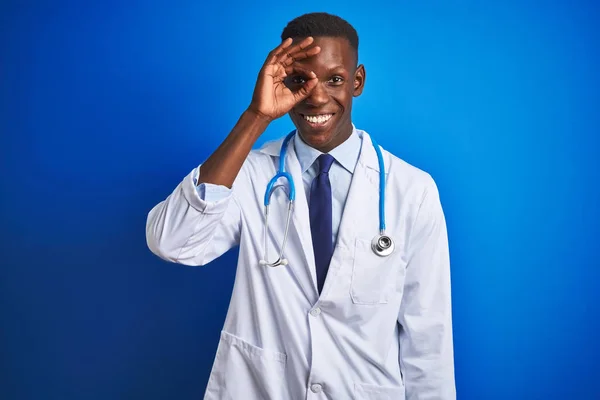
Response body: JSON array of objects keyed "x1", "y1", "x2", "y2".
[
  {"x1": 292, "y1": 128, "x2": 362, "y2": 247},
  {"x1": 195, "y1": 127, "x2": 363, "y2": 247}
]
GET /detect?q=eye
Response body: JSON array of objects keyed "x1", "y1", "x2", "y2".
[
  {"x1": 329, "y1": 76, "x2": 344, "y2": 85},
  {"x1": 291, "y1": 75, "x2": 307, "y2": 85}
]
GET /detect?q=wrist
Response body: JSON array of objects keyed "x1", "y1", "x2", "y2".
[
  {"x1": 245, "y1": 105, "x2": 273, "y2": 125},
  {"x1": 234, "y1": 107, "x2": 271, "y2": 142}
]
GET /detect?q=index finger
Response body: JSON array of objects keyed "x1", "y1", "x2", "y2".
[{"x1": 283, "y1": 65, "x2": 317, "y2": 79}]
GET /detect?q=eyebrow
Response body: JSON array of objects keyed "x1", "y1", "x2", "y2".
[
  {"x1": 294, "y1": 59, "x2": 347, "y2": 72},
  {"x1": 312, "y1": 65, "x2": 348, "y2": 74},
  {"x1": 290, "y1": 64, "x2": 348, "y2": 77}
]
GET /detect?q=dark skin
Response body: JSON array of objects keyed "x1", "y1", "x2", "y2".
[
  {"x1": 199, "y1": 35, "x2": 365, "y2": 188},
  {"x1": 286, "y1": 36, "x2": 365, "y2": 152}
]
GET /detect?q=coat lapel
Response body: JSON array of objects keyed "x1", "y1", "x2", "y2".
[
  {"x1": 319, "y1": 131, "x2": 387, "y2": 298},
  {"x1": 285, "y1": 140, "x2": 318, "y2": 294},
  {"x1": 258, "y1": 134, "x2": 318, "y2": 300}
]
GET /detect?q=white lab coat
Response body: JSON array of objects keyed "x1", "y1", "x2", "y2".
[{"x1": 146, "y1": 129, "x2": 455, "y2": 400}]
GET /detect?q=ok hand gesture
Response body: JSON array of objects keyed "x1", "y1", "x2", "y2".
[{"x1": 249, "y1": 37, "x2": 321, "y2": 121}]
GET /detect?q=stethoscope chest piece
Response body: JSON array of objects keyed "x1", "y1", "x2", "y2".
[{"x1": 371, "y1": 234, "x2": 394, "y2": 257}]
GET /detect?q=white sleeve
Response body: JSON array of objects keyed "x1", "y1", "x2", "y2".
[
  {"x1": 397, "y1": 177, "x2": 456, "y2": 399},
  {"x1": 193, "y1": 165, "x2": 232, "y2": 202},
  {"x1": 146, "y1": 165, "x2": 241, "y2": 266}
]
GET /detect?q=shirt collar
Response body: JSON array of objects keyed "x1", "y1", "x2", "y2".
[{"x1": 293, "y1": 125, "x2": 362, "y2": 174}]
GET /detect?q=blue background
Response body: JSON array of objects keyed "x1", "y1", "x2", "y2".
[{"x1": 1, "y1": 0, "x2": 599, "y2": 398}]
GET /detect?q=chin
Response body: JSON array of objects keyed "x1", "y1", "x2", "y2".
[
  {"x1": 296, "y1": 125, "x2": 336, "y2": 148},
  {"x1": 291, "y1": 113, "x2": 340, "y2": 150},
  {"x1": 304, "y1": 134, "x2": 333, "y2": 149}
]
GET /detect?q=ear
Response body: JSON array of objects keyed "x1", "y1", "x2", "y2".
[{"x1": 353, "y1": 64, "x2": 366, "y2": 97}]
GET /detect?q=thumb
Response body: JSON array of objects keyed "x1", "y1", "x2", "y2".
[{"x1": 292, "y1": 73, "x2": 318, "y2": 103}]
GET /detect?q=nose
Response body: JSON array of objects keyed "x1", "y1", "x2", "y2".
[{"x1": 304, "y1": 81, "x2": 329, "y2": 107}]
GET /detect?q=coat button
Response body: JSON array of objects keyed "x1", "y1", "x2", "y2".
[
  {"x1": 310, "y1": 307, "x2": 321, "y2": 317},
  {"x1": 310, "y1": 383, "x2": 322, "y2": 393}
]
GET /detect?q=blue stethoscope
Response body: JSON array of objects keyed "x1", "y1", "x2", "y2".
[{"x1": 259, "y1": 131, "x2": 395, "y2": 267}]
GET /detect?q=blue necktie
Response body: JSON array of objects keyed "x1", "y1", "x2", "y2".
[{"x1": 310, "y1": 154, "x2": 335, "y2": 294}]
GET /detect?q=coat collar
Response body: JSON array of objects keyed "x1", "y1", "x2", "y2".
[
  {"x1": 293, "y1": 127, "x2": 362, "y2": 175},
  {"x1": 257, "y1": 126, "x2": 387, "y2": 174}
]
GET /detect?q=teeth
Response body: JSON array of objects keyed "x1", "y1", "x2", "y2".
[{"x1": 304, "y1": 114, "x2": 333, "y2": 124}]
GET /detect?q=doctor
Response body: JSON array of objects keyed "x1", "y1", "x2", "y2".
[{"x1": 146, "y1": 12, "x2": 455, "y2": 400}]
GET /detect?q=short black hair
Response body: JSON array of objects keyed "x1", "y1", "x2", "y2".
[{"x1": 281, "y1": 12, "x2": 359, "y2": 54}]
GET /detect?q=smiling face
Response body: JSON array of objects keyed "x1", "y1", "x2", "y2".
[{"x1": 285, "y1": 36, "x2": 365, "y2": 153}]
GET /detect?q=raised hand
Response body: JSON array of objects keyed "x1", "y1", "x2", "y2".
[{"x1": 248, "y1": 37, "x2": 321, "y2": 121}]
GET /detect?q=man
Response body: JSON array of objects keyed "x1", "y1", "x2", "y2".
[{"x1": 146, "y1": 12, "x2": 455, "y2": 400}]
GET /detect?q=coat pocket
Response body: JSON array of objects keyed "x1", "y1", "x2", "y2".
[
  {"x1": 350, "y1": 238, "x2": 399, "y2": 305},
  {"x1": 204, "y1": 331, "x2": 287, "y2": 400},
  {"x1": 354, "y1": 382, "x2": 405, "y2": 400}
]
